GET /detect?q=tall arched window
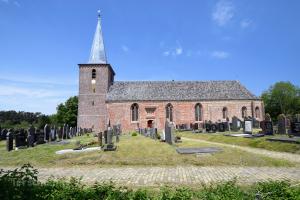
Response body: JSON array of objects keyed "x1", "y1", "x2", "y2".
[
  {"x1": 241, "y1": 106, "x2": 247, "y2": 118},
  {"x1": 255, "y1": 106, "x2": 260, "y2": 118},
  {"x1": 222, "y1": 107, "x2": 228, "y2": 119},
  {"x1": 166, "y1": 103, "x2": 173, "y2": 122},
  {"x1": 131, "y1": 103, "x2": 139, "y2": 121},
  {"x1": 195, "y1": 103, "x2": 203, "y2": 121},
  {"x1": 92, "y1": 69, "x2": 96, "y2": 79}
]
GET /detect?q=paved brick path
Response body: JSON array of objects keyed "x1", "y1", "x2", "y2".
[
  {"x1": 2, "y1": 166, "x2": 300, "y2": 186},
  {"x1": 182, "y1": 137, "x2": 300, "y2": 163}
]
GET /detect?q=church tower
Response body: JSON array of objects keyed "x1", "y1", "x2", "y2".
[{"x1": 77, "y1": 11, "x2": 115, "y2": 132}]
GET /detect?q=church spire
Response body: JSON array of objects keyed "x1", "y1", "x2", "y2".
[{"x1": 88, "y1": 10, "x2": 107, "y2": 64}]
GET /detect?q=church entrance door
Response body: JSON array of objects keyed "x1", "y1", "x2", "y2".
[{"x1": 147, "y1": 120, "x2": 153, "y2": 128}]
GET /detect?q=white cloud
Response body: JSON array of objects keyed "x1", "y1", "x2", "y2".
[
  {"x1": 1, "y1": 0, "x2": 9, "y2": 3},
  {"x1": 163, "y1": 51, "x2": 170, "y2": 56},
  {"x1": 240, "y1": 19, "x2": 252, "y2": 29},
  {"x1": 121, "y1": 45, "x2": 129, "y2": 52},
  {"x1": 162, "y1": 41, "x2": 183, "y2": 57},
  {"x1": 211, "y1": 51, "x2": 230, "y2": 59},
  {"x1": 212, "y1": 0, "x2": 234, "y2": 26},
  {"x1": 13, "y1": 1, "x2": 20, "y2": 7}
]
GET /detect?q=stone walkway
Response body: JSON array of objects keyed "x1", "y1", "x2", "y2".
[
  {"x1": 182, "y1": 137, "x2": 300, "y2": 163},
  {"x1": 2, "y1": 166, "x2": 300, "y2": 186}
]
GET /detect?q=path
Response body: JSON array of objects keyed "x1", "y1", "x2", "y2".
[
  {"x1": 182, "y1": 137, "x2": 300, "y2": 163},
  {"x1": 2, "y1": 166, "x2": 300, "y2": 186}
]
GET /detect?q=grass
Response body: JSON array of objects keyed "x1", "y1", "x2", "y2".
[
  {"x1": 178, "y1": 131, "x2": 300, "y2": 154},
  {"x1": 0, "y1": 134, "x2": 296, "y2": 168}
]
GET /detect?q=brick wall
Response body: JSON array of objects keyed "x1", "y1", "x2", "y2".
[{"x1": 107, "y1": 100, "x2": 263, "y2": 132}]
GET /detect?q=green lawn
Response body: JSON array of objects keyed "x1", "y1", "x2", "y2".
[
  {"x1": 178, "y1": 131, "x2": 300, "y2": 154},
  {"x1": 0, "y1": 134, "x2": 296, "y2": 168}
]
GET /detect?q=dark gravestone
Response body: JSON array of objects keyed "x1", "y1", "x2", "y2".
[
  {"x1": 19, "y1": 129, "x2": 27, "y2": 147},
  {"x1": 243, "y1": 119, "x2": 253, "y2": 134},
  {"x1": 14, "y1": 130, "x2": 21, "y2": 147},
  {"x1": 277, "y1": 114, "x2": 287, "y2": 135},
  {"x1": 98, "y1": 132, "x2": 103, "y2": 147},
  {"x1": 231, "y1": 116, "x2": 241, "y2": 132},
  {"x1": 1, "y1": 129, "x2": 8, "y2": 140},
  {"x1": 62, "y1": 124, "x2": 67, "y2": 139},
  {"x1": 50, "y1": 127, "x2": 56, "y2": 141},
  {"x1": 103, "y1": 128, "x2": 116, "y2": 151},
  {"x1": 165, "y1": 120, "x2": 174, "y2": 145},
  {"x1": 104, "y1": 130, "x2": 108, "y2": 144},
  {"x1": 44, "y1": 124, "x2": 50, "y2": 142},
  {"x1": 36, "y1": 129, "x2": 45, "y2": 144},
  {"x1": 58, "y1": 127, "x2": 63, "y2": 140},
  {"x1": 218, "y1": 123, "x2": 226, "y2": 132},
  {"x1": 6, "y1": 130, "x2": 14, "y2": 151},
  {"x1": 291, "y1": 122, "x2": 300, "y2": 136},
  {"x1": 211, "y1": 124, "x2": 217, "y2": 133},
  {"x1": 264, "y1": 121, "x2": 273, "y2": 135},
  {"x1": 27, "y1": 126, "x2": 35, "y2": 147},
  {"x1": 205, "y1": 123, "x2": 211, "y2": 132},
  {"x1": 252, "y1": 118, "x2": 260, "y2": 129}
]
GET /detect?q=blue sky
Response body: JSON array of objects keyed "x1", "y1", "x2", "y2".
[{"x1": 0, "y1": 0, "x2": 299, "y2": 114}]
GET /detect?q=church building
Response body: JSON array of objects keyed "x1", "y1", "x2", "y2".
[{"x1": 77, "y1": 12, "x2": 264, "y2": 132}]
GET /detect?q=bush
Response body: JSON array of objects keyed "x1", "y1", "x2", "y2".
[
  {"x1": 131, "y1": 132, "x2": 138, "y2": 137},
  {"x1": 1, "y1": 165, "x2": 300, "y2": 200}
]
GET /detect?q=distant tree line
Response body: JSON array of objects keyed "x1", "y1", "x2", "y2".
[
  {"x1": 261, "y1": 81, "x2": 300, "y2": 121},
  {"x1": 0, "y1": 96, "x2": 78, "y2": 129}
]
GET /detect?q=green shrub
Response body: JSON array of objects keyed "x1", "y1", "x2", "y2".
[{"x1": 132, "y1": 132, "x2": 138, "y2": 136}]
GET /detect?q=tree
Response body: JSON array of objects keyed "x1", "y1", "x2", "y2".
[
  {"x1": 261, "y1": 81, "x2": 300, "y2": 120},
  {"x1": 54, "y1": 96, "x2": 78, "y2": 127}
]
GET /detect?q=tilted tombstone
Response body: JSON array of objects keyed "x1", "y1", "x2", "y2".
[
  {"x1": 243, "y1": 118, "x2": 253, "y2": 134},
  {"x1": 6, "y1": 129, "x2": 14, "y2": 151},
  {"x1": 277, "y1": 114, "x2": 287, "y2": 135},
  {"x1": 44, "y1": 124, "x2": 50, "y2": 142},
  {"x1": 291, "y1": 114, "x2": 300, "y2": 136}
]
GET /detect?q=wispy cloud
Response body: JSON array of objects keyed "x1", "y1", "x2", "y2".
[
  {"x1": 212, "y1": 0, "x2": 234, "y2": 26},
  {"x1": 162, "y1": 41, "x2": 183, "y2": 57},
  {"x1": 121, "y1": 45, "x2": 129, "y2": 52},
  {"x1": 240, "y1": 19, "x2": 252, "y2": 29},
  {"x1": 1, "y1": 0, "x2": 9, "y2": 3},
  {"x1": 211, "y1": 51, "x2": 230, "y2": 59},
  {"x1": 1, "y1": 0, "x2": 20, "y2": 7},
  {"x1": 13, "y1": 1, "x2": 20, "y2": 7}
]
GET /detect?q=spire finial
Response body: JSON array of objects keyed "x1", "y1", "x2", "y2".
[{"x1": 97, "y1": 9, "x2": 101, "y2": 19}]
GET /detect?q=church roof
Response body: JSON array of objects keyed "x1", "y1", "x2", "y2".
[
  {"x1": 106, "y1": 80, "x2": 259, "y2": 102},
  {"x1": 88, "y1": 10, "x2": 107, "y2": 64}
]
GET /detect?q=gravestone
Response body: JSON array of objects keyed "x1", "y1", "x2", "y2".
[
  {"x1": 211, "y1": 124, "x2": 217, "y2": 133},
  {"x1": 44, "y1": 124, "x2": 50, "y2": 142},
  {"x1": 244, "y1": 118, "x2": 253, "y2": 134},
  {"x1": 103, "y1": 130, "x2": 108, "y2": 144},
  {"x1": 277, "y1": 114, "x2": 287, "y2": 135},
  {"x1": 1, "y1": 129, "x2": 8, "y2": 140},
  {"x1": 291, "y1": 114, "x2": 300, "y2": 136},
  {"x1": 50, "y1": 126, "x2": 56, "y2": 141},
  {"x1": 18, "y1": 129, "x2": 27, "y2": 147},
  {"x1": 6, "y1": 130, "x2": 14, "y2": 151},
  {"x1": 205, "y1": 122, "x2": 211, "y2": 133},
  {"x1": 62, "y1": 124, "x2": 67, "y2": 139},
  {"x1": 231, "y1": 116, "x2": 242, "y2": 132},
  {"x1": 218, "y1": 123, "x2": 226, "y2": 132},
  {"x1": 165, "y1": 120, "x2": 174, "y2": 145},
  {"x1": 98, "y1": 132, "x2": 103, "y2": 147},
  {"x1": 69, "y1": 127, "x2": 73, "y2": 138},
  {"x1": 103, "y1": 127, "x2": 116, "y2": 151},
  {"x1": 36, "y1": 129, "x2": 45, "y2": 144},
  {"x1": 264, "y1": 121, "x2": 273, "y2": 135},
  {"x1": 252, "y1": 118, "x2": 260, "y2": 129},
  {"x1": 27, "y1": 128, "x2": 35, "y2": 147},
  {"x1": 14, "y1": 130, "x2": 21, "y2": 147}
]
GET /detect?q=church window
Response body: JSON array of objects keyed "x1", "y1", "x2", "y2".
[
  {"x1": 92, "y1": 69, "x2": 96, "y2": 79},
  {"x1": 241, "y1": 107, "x2": 247, "y2": 118},
  {"x1": 131, "y1": 103, "x2": 139, "y2": 122},
  {"x1": 166, "y1": 103, "x2": 173, "y2": 122},
  {"x1": 255, "y1": 106, "x2": 260, "y2": 118},
  {"x1": 222, "y1": 107, "x2": 228, "y2": 119},
  {"x1": 195, "y1": 103, "x2": 202, "y2": 121}
]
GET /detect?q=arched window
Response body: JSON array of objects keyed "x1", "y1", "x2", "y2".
[
  {"x1": 166, "y1": 103, "x2": 173, "y2": 122},
  {"x1": 195, "y1": 103, "x2": 203, "y2": 121},
  {"x1": 255, "y1": 106, "x2": 260, "y2": 118},
  {"x1": 241, "y1": 106, "x2": 247, "y2": 118},
  {"x1": 222, "y1": 107, "x2": 228, "y2": 119},
  {"x1": 131, "y1": 103, "x2": 139, "y2": 121},
  {"x1": 92, "y1": 69, "x2": 96, "y2": 79}
]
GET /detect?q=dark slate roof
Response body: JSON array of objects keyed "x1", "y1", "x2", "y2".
[{"x1": 106, "y1": 81, "x2": 259, "y2": 102}]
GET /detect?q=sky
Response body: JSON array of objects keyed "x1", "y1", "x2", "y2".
[{"x1": 0, "y1": 0, "x2": 299, "y2": 115}]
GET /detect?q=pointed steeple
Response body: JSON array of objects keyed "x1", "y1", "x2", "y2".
[{"x1": 88, "y1": 10, "x2": 107, "y2": 64}]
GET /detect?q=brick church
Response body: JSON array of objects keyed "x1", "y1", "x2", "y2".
[{"x1": 77, "y1": 12, "x2": 264, "y2": 132}]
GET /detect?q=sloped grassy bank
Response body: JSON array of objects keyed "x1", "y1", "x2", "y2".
[{"x1": 1, "y1": 164, "x2": 299, "y2": 200}]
